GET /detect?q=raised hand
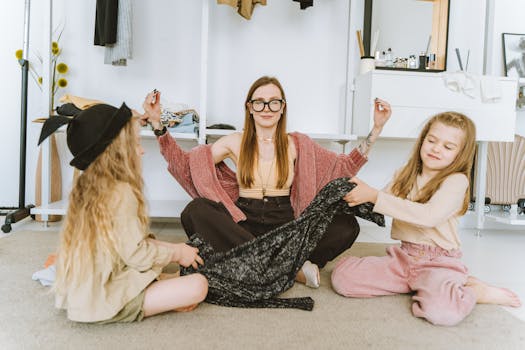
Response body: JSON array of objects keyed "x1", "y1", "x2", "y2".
[
  {"x1": 373, "y1": 98, "x2": 391, "y2": 130},
  {"x1": 142, "y1": 90, "x2": 162, "y2": 129}
]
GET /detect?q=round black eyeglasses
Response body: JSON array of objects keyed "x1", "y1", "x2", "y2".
[{"x1": 250, "y1": 99, "x2": 284, "y2": 112}]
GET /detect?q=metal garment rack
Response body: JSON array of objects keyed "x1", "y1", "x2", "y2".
[{"x1": 2, "y1": 0, "x2": 35, "y2": 233}]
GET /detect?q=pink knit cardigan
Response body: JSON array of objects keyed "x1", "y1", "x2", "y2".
[{"x1": 157, "y1": 132, "x2": 367, "y2": 222}]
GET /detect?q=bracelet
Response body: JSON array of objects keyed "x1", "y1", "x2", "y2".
[{"x1": 153, "y1": 126, "x2": 167, "y2": 137}]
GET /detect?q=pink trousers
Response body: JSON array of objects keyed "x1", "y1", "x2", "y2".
[{"x1": 331, "y1": 242, "x2": 476, "y2": 326}]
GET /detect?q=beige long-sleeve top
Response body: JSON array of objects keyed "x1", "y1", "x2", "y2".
[
  {"x1": 373, "y1": 173, "x2": 469, "y2": 250},
  {"x1": 55, "y1": 183, "x2": 173, "y2": 322}
]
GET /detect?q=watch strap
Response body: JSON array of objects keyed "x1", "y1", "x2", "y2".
[{"x1": 153, "y1": 126, "x2": 167, "y2": 137}]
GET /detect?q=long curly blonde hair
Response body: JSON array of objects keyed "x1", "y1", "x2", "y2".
[
  {"x1": 54, "y1": 119, "x2": 148, "y2": 294},
  {"x1": 390, "y1": 112, "x2": 476, "y2": 215}
]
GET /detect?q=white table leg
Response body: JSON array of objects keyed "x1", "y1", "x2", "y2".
[{"x1": 475, "y1": 141, "x2": 488, "y2": 231}]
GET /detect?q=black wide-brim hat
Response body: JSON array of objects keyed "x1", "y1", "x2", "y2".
[{"x1": 38, "y1": 103, "x2": 132, "y2": 170}]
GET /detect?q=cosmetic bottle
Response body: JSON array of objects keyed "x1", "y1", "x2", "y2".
[
  {"x1": 385, "y1": 48, "x2": 393, "y2": 67},
  {"x1": 427, "y1": 53, "x2": 436, "y2": 69},
  {"x1": 408, "y1": 55, "x2": 417, "y2": 69},
  {"x1": 375, "y1": 51, "x2": 385, "y2": 67},
  {"x1": 360, "y1": 56, "x2": 375, "y2": 74},
  {"x1": 418, "y1": 52, "x2": 427, "y2": 70}
]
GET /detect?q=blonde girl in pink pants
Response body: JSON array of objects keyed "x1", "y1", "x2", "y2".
[{"x1": 332, "y1": 112, "x2": 521, "y2": 326}]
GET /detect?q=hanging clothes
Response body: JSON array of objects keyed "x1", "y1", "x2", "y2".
[
  {"x1": 293, "y1": 0, "x2": 314, "y2": 10},
  {"x1": 104, "y1": 0, "x2": 133, "y2": 66},
  {"x1": 181, "y1": 177, "x2": 385, "y2": 310},
  {"x1": 217, "y1": 0, "x2": 267, "y2": 20},
  {"x1": 94, "y1": 0, "x2": 118, "y2": 46}
]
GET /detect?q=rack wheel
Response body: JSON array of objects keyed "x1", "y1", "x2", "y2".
[
  {"x1": 518, "y1": 199, "x2": 525, "y2": 214},
  {"x1": 502, "y1": 204, "x2": 511, "y2": 212},
  {"x1": 1, "y1": 224, "x2": 12, "y2": 233},
  {"x1": 484, "y1": 205, "x2": 491, "y2": 213}
]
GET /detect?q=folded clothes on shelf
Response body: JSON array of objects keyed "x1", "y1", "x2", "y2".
[{"x1": 168, "y1": 112, "x2": 199, "y2": 134}]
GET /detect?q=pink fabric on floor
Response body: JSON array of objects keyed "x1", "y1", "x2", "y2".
[{"x1": 331, "y1": 242, "x2": 477, "y2": 326}]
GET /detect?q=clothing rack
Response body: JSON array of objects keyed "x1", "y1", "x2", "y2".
[{"x1": 2, "y1": 0, "x2": 35, "y2": 233}]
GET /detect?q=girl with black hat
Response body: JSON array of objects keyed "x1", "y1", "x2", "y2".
[{"x1": 39, "y1": 104, "x2": 208, "y2": 323}]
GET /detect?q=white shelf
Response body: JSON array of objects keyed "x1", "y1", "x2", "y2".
[
  {"x1": 205, "y1": 128, "x2": 237, "y2": 137},
  {"x1": 31, "y1": 200, "x2": 68, "y2": 216},
  {"x1": 140, "y1": 128, "x2": 198, "y2": 140},
  {"x1": 485, "y1": 211, "x2": 525, "y2": 226},
  {"x1": 307, "y1": 133, "x2": 357, "y2": 143},
  {"x1": 31, "y1": 199, "x2": 192, "y2": 218},
  {"x1": 205, "y1": 129, "x2": 356, "y2": 143}
]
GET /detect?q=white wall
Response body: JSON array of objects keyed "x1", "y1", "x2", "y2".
[
  {"x1": 0, "y1": 2, "x2": 25, "y2": 206},
  {"x1": 1, "y1": 0, "x2": 352, "y2": 205},
  {"x1": 1, "y1": 0, "x2": 522, "y2": 210},
  {"x1": 487, "y1": 0, "x2": 525, "y2": 136}
]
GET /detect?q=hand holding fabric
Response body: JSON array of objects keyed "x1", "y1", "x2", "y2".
[
  {"x1": 344, "y1": 177, "x2": 378, "y2": 207},
  {"x1": 174, "y1": 243, "x2": 204, "y2": 270}
]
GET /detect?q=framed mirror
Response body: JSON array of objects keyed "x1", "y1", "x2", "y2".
[{"x1": 363, "y1": 0, "x2": 450, "y2": 72}]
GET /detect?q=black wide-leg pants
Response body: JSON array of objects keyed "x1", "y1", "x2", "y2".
[{"x1": 180, "y1": 195, "x2": 360, "y2": 268}]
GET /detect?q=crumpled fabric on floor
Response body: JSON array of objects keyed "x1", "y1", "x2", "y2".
[
  {"x1": 32, "y1": 264, "x2": 56, "y2": 287},
  {"x1": 181, "y1": 177, "x2": 385, "y2": 310}
]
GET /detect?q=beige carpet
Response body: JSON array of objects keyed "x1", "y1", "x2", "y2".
[{"x1": 1, "y1": 230, "x2": 524, "y2": 350}]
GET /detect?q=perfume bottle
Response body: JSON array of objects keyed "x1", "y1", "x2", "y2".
[
  {"x1": 419, "y1": 52, "x2": 427, "y2": 70},
  {"x1": 427, "y1": 53, "x2": 437, "y2": 69},
  {"x1": 375, "y1": 51, "x2": 386, "y2": 67},
  {"x1": 408, "y1": 55, "x2": 417, "y2": 69},
  {"x1": 385, "y1": 48, "x2": 393, "y2": 67}
]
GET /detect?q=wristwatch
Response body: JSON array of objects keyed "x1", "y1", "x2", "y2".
[{"x1": 153, "y1": 126, "x2": 167, "y2": 137}]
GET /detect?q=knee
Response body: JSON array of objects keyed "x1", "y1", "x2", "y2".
[
  {"x1": 330, "y1": 270, "x2": 346, "y2": 296},
  {"x1": 191, "y1": 273, "x2": 208, "y2": 303},
  {"x1": 181, "y1": 198, "x2": 209, "y2": 222},
  {"x1": 181, "y1": 198, "x2": 208, "y2": 215},
  {"x1": 330, "y1": 257, "x2": 359, "y2": 297},
  {"x1": 341, "y1": 216, "x2": 360, "y2": 243}
]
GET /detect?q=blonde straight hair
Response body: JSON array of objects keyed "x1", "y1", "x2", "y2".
[
  {"x1": 238, "y1": 76, "x2": 289, "y2": 189},
  {"x1": 390, "y1": 112, "x2": 476, "y2": 215},
  {"x1": 54, "y1": 119, "x2": 148, "y2": 294}
]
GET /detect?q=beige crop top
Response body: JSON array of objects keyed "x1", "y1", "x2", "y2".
[{"x1": 238, "y1": 154, "x2": 295, "y2": 199}]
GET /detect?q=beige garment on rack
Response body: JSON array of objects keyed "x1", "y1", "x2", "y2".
[
  {"x1": 59, "y1": 94, "x2": 104, "y2": 110},
  {"x1": 218, "y1": 0, "x2": 267, "y2": 20}
]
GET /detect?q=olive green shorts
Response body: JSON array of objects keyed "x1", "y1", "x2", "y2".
[{"x1": 96, "y1": 290, "x2": 146, "y2": 324}]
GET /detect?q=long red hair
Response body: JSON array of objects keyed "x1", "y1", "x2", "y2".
[{"x1": 238, "y1": 76, "x2": 289, "y2": 189}]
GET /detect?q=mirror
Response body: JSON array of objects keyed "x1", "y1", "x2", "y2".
[{"x1": 363, "y1": 0, "x2": 449, "y2": 72}]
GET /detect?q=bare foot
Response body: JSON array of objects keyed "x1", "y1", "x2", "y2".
[
  {"x1": 467, "y1": 276, "x2": 522, "y2": 307},
  {"x1": 175, "y1": 303, "x2": 198, "y2": 312}
]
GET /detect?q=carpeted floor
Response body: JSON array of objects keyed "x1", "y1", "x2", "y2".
[{"x1": 1, "y1": 230, "x2": 524, "y2": 350}]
